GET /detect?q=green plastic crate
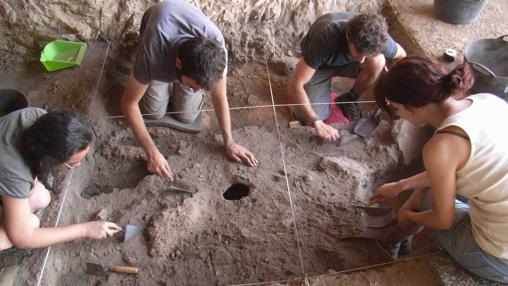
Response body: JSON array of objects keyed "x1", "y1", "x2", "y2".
[{"x1": 40, "y1": 40, "x2": 87, "y2": 72}]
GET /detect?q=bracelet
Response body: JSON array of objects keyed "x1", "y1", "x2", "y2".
[{"x1": 301, "y1": 115, "x2": 320, "y2": 126}]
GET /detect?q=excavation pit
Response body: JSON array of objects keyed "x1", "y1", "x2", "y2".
[
  {"x1": 223, "y1": 183, "x2": 250, "y2": 200},
  {"x1": 2, "y1": 0, "x2": 504, "y2": 284},
  {"x1": 1, "y1": 46, "x2": 438, "y2": 286}
]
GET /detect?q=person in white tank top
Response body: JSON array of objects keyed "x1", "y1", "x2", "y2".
[{"x1": 368, "y1": 55, "x2": 508, "y2": 283}]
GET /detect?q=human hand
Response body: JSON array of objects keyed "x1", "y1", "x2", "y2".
[
  {"x1": 397, "y1": 208, "x2": 413, "y2": 228},
  {"x1": 147, "y1": 150, "x2": 173, "y2": 179},
  {"x1": 398, "y1": 188, "x2": 426, "y2": 214},
  {"x1": 369, "y1": 181, "x2": 404, "y2": 205},
  {"x1": 314, "y1": 120, "x2": 340, "y2": 141},
  {"x1": 225, "y1": 142, "x2": 258, "y2": 167},
  {"x1": 84, "y1": 221, "x2": 122, "y2": 239}
]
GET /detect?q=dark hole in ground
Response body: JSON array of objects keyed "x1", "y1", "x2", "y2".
[{"x1": 223, "y1": 183, "x2": 250, "y2": 200}]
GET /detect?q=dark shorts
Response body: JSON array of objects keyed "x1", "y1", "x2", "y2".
[{"x1": 292, "y1": 62, "x2": 360, "y2": 121}]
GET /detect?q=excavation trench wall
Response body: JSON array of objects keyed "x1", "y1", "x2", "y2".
[{"x1": 0, "y1": 0, "x2": 384, "y2": 64}]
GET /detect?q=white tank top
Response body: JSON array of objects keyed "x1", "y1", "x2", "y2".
[{"x1": 437, "y1": 93, "x2": 508, "y2": 259}]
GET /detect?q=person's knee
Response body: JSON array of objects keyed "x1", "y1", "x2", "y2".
[
  {"x1": 0, "y1": 215, "x2": 40, "y2": 250},
  {"x1": 30, "y1": 181, "x2": 51, "y2": 212},
  {"x1": 139, "y1": 96, "x2": 168, "y2": 121},
  {"x1": 364, "y1": 54, "x2": 386, "y2": 73},
  {"x1": 0, "y1": 238, "x2": 13, "y2": 251},
  {"x1": 31, "y1": 214, "x2": 40, "y2": 228},
  {"x1": 174, "y1": 112, "x2": 199, "y2": 124},
  {"x1": 0, "y1": 225, "x2": 13, "y2": 251}
]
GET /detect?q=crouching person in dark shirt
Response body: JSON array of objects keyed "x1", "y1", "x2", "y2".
[{"x1": 288, "y1": 13, "x2": 406, "y2": 141}]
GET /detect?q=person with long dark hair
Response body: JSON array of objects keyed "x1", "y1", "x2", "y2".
[
  {"x1": 0, "y1": 108, "x2": 121, "y2": 251},
  {"x1": 369, "y1": 56, "x2": 508, "y2": 282}
]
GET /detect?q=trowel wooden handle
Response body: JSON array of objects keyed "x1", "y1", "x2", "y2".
[{"x1": 111, "y1": 266, "x2": 139, "y2": 274}]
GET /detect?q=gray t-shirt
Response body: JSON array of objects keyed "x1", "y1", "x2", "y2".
[
  {"x1": 301, "y1": 12, "x2": 399, "y2": 70},
  {"x1": 133, "y1": 0, "x2": 227, "y2": 84},
  {"x1": 0, "y1": 108, "x2": 47, "y2": 199}
]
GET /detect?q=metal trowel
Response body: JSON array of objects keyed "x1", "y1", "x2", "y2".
[
  {"x1": 168, "y1": 179, "x2": 194, "y2": 193},
  {"x1": 85, "y1": 262, "x2": 139, "y2": 275},
  {"x1": 122, "y1": 224, "x2": 142, "y2": 242},
  {"x1": 346, "y1": 205, "x2": 421, "y2": 244},
  {"x1": 354, "y1": 109, "x2": 381, "y2": 138},
  {"x1": 353, "y1": 205, "x2": 395, "y2": 228},
  {"x1": 349, "y1": 223, "x2": 423, "y2": 245}
]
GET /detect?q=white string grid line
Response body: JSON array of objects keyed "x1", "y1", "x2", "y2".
[
  {"x1": 228, "y1": 250, "x2": 443, "y2": 286},
  {"x1": 263, "y1": 57, "x2": 306, "y2": 276},
  {"x1": 105, "y1": 100, "x2": 377, "y2": 120},
  {"x1": 35, "y1": 168, "x2": 74, "y2": 286},
  {"x1": 89, "y1": 41, "x2": 111, "y2": 106}
]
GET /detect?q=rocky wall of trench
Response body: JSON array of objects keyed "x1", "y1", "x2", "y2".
[{"x1": 0, "y1": 0, "x2": 383, "y2": 63}]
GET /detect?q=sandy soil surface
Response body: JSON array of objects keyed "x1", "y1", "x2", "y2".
[
  {"x1": 0, "y1": 42, "x2": 110, "y2": 113},
  {"x1": 10, "y1": 0, "x2": 508, "y2": 283},
  {"x1": 0, "y1": 24, "x2": 446, "y2": 282},
  {"x1": 10, "y1": 58, "x2": 435, "y2": 286},
  {"x1": 304, "y1": 257, "x2": 441, "y2": 286},
  {"x1": 261, "y1": 253, "x2": 444, "y2": 285}
]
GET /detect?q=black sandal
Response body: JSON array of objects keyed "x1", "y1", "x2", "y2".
[{"x1": 334, "y1": 90, "x2": 362, "y2": 122}]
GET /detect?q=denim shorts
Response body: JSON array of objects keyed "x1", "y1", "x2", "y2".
[{"x1": 422, "y1": 192, "x2": 508, "y2": 283}]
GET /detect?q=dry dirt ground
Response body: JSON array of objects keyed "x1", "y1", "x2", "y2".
[
  {"x1": 2, "y1": 47, "x2": 438, "y2": 285},
  {"x1": 1, "y1": 0, "x2": 507, "y2": 285}
]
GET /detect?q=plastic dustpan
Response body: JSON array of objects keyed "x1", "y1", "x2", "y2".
[
  {"x1": 354, "y1": 109, "x2": 381, "y2": 138},
  {"x1": 40, "y1": 40, "x2": 87, "y2": 72},
  {"x1": 353, "y1": 205, "x2": 395, "y2": 228}
]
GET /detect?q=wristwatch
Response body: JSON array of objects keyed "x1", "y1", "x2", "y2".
[{"x1": 301, "y1": 115, "x2": 320, "y2": 126}]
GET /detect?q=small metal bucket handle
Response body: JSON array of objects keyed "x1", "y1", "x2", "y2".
[
  {"x1": 470, "y1": 62, "x2": 497, "y2": 78},
  {"x1": 497, "y1": 34, "x2": 508, "y2": 41}
]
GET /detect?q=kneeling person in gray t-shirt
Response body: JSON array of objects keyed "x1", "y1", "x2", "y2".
[{"x1": 121, "y1": 0, "x2": 258, "y2": 179}]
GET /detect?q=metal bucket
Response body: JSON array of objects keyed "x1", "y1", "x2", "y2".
[
  {"x1": 434, "y1": 0, "x2": 487, "y2": 24},
  {"x1": 465, "y1": 35, "x2": 508, "y2": 98},
  {"x1": 0, "y1": 89, "x2": 28, "y2": 115}
]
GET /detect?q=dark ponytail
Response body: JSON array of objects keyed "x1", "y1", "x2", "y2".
[
  {"x1": 440, "y1": 63, "x2": 474, "y2": 97},
  {"x1": 375, "y1": 56, "x2": 475, "y2": 115}
]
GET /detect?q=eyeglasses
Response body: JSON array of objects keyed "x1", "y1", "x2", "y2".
[{"x1": 64, "y1": 161, "x2": 81, "y2": 170}]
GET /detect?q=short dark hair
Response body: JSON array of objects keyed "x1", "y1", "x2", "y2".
[
  {"x1": 21, "y1": 111, "x2": 93, "y2": 185},
  {"x1": 375, "y1": 55, "x2": 474, "y2": 117},
  {"x1": 178, "y1": 37, "x2": 226, "y2": 90},
  {"x1": 347, "y1": 14, "x2": 388, "y2": 55}
]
